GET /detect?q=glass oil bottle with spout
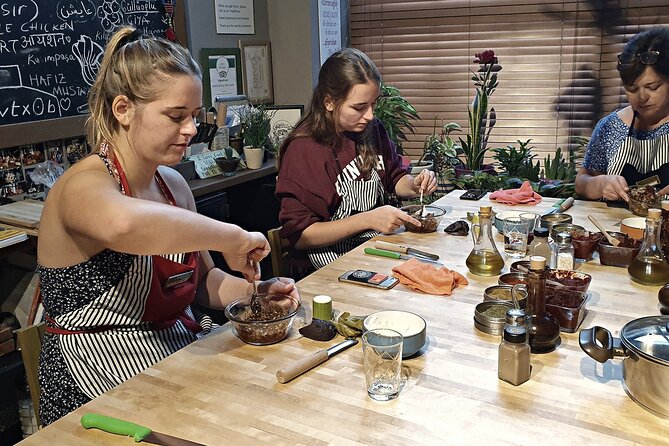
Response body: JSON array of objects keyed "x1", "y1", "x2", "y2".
[
  {"x1": 524, "y1": 256, "x2": 560, "y2": 353},
  {"x1": 466, "y1": 205, "x2": 504, "y2": 276},
  {"x1": 629, "y1": 208, "x2": 669, "y2": 285}
]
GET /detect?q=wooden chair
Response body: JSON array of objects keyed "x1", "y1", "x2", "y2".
[
  {"x1": 268, "y1": 227, "x2": 290, "y2": 277},
  {"x1": 15, "y1": 322, "x2": 45, "y2": 428}
]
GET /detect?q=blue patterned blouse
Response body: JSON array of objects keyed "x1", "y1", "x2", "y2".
[{"x1": 583, "y1": 110, "x2": 669, "y2": 173}]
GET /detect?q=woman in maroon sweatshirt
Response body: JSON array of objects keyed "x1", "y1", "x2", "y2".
[{"x1": 276, "y1": 48, "x2": 436, "y2": 269}]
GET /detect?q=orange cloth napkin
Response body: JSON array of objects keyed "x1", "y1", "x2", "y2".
[
  {"x1": 392, "y1": 258, "x2": 469, "y2": 295},
  {"x1": 489, "y1": 180, "x2": 542, "y2": 205}
]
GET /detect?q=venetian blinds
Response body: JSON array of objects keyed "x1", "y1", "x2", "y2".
[{"x1": 350, "y1": 0, "x2": 669, "y2": 164}]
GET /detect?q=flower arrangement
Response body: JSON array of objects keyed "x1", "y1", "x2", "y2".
[
  {"x1": 238, "y1": 104, "x2": 275, "y2": 149},
  {"x1": 459, "y1": 50, "x2": 502, "y2": 171}
]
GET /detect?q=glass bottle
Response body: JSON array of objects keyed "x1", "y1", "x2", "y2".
[
  {"x1": 466, "y1": 205, "x2": 504, "y2": 276},
  {"x1": 528, "y1": 227, "x2": 552, "y2": 260},
  {"x1": 660, "y1": 200, "x2": 669, "y2": 260},
  {"x1": 551, "y1": 232, "x2": 574, "y2": 271},
  {"x1": 525, "y1": 256, "x2": 561, "y2": 353},
  {"x1": 498, "y1": 308, "x2": 531, "y2": 386},
  {"x1": 629, "y1": 208, "x2": 669, "y2": 285}
]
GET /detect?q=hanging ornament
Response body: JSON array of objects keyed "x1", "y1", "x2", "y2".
[{"x1": 162, "y1": 0, "x2": 176, "y2": 41}]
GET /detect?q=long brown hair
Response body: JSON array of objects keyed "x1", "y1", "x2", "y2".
[
  {"x1": 277, "y1": 48, "x2": 381, "y2": 177},
  {"x1": 86, "y1": 26, "x2": 202, "y2": 151}
]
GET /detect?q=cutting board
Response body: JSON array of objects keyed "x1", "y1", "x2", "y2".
[{"x1": 0, "y1": 200, "x2": 44, "y2": 229}]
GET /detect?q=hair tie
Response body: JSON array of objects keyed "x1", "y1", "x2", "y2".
[{"x1": 119, "y1": 29, "x2": 143, "y2": 48}]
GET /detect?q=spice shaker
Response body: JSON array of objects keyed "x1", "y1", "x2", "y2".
[
  {"x1": 528, "y1": 227, "x2": 551, "y2": 260},
  {"x1": 552, "y1": 232, "x2": 574, "y2": 271},
  {"x1": 498, "y1": 307, "x2": 531, "y2": 386}
]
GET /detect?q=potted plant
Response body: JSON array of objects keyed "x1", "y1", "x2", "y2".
[
  {"x1": 457, "y1": 50, "x2": 502, "y2": 177},
  {"x1": 493, "y1": 139, "x2": 540, "y2": 181},
  {"x1": 374, "y1": 83, "x2": 420, "y2": 157},
  {"x1": 238, "y1": 104, "x2": 275, "y2": 169}
]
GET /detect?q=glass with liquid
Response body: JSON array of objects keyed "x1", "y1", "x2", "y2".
[
  {"x1": 467, "y1": 205, "x2": 505, "y2": 276},
  {"x1": 628, "y1": 208, "x2": 669, "y2": 285}
]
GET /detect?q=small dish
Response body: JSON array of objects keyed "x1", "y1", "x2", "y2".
[
  {"x1": 224, "y1": 294, "x2": 300, "y2": 345},
  {"x1": 474, "y1": 301, "x2": 513, "y2": 335},
  {"x1": 540, "y1": 213, "x2": 572, "y2": 232},
  {"x1": 621, "y1": 217, "x2": 646, "y2": 240},
  {"x1": 498, "y1": 272, "x2": 528, "y2": 287},
  {"x1": 483, "y1": 284, "x2": 527, "y2": 308},
  {"x1": 401, "y1": 205, "x2": 446, "y2": 233},
  {"x1": 546, "y1": 269, "x2": 592, "y2": 293},
  {"x1": 545, "y1": 288, "x2": 588, "y2": 333},
  {"x1": 509, "y1": 260, "x2": 531, "y2": 273},
  {"x1": 363, "y1": 310, "x2": 427, "y2": 358},
  {"x1": 550, "y1": 223, "x2": 586, "y2": 240},
  {"x1": 598, "y1": 231, "x2": 642, "y2": 267}
]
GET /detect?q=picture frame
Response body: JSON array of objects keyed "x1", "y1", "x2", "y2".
[
  {"x1": 266, "y1": 105, "x2": 304, "y2": 148},
  {"x1": 200, "y1": 48, "x2": 243, "y2": 109},
  {"x1": 240, "y1": 41, "x2": 274, "y2": 104}
]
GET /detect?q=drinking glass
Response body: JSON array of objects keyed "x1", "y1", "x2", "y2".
[
  {"x1": 362, "y1": 328, "x2": 403, "y2": 401},
  {"x1": 503, "y1": 216, "x2": 530, "y2": 258},
  {"x1": 520, "y1": 212, "x2": 540, "y2": 243}
]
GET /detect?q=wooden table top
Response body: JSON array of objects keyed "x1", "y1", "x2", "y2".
[{"x1": 19, "y1": 191, "x2": 669, "y2": 445}]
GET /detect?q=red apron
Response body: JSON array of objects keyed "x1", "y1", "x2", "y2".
[{"x1": 47, "y1": 145, "x2": 202, "y2": 335}]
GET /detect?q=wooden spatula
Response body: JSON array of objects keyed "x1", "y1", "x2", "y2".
[{"x1": 588, "y1": 215, "x2": 620, "y2": 247}]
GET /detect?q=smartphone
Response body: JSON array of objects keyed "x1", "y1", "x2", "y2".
[
  {"x1": 338, "y1": 270, "x2": 399, "y2": 290},
  {"x1": 460, "y1": 189, "x2": 486, "y2": 200}
]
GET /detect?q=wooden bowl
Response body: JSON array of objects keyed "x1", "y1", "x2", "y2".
[{"x1": 620, "y1": 217, "x2": 645, "y2": 240}]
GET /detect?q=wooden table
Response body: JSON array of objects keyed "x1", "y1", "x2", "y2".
[{"x1": 18, "y1": 191, "x2": 669, "y2": 445}]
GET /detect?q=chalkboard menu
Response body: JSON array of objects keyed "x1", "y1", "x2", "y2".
[{"x1": 0, "y1": 0, "x2": 169, "y2": 127}]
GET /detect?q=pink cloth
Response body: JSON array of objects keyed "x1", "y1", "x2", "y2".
[{"x1": 489, "y1": 181, "x2": 542, "y2": 205}]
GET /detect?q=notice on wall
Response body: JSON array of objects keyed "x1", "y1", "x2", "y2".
[
  {"x1": 318, "y1": 0, "x2": 341, "y2": 66},
  {"x1": 214, "y1": 0, "x2": 254, "y2": 35}
]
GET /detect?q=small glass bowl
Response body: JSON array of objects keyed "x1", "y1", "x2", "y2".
[
  {"x1": 628, "y1": 186, "x2": 660, "y2": 217},
  {"x1": 598, "y1": 231, "x2": 642, "y2": 267},
  {"x1": 571, "y1": 231, "x2": 603, "y2": 260},
  {"x1": 224, "y1": 293, "x2": 300, "y2": 345},
  {"x1": 401, "y1": 205, "x2": 446, "y2": 233}
]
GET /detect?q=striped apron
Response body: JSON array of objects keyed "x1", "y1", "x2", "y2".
[
  {"x1": 307, "y1": 150, "x2": 386, "y2": 269},
  {"x1": 607, "y1": 127, "x2": 669, "y2": 189}
]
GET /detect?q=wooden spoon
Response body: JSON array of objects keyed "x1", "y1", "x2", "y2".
[
  {"x1": 514, "y1": 264, "x2": 567, "y2": 288},
  {"x1": 587, "y1": 215, "x2": 620, "y2": 247}
]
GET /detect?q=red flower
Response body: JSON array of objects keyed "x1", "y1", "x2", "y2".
[{"x1": 474, "y1": 50, "x2": 498, "y2": 65}]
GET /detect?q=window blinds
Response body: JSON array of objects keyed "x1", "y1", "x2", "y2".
[{"x1": 350, "y1": 0, "x2": 669, "y2": 163}]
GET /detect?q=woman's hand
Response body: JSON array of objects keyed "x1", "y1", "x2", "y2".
[
  {"x1": 257, "y1": 277, "x2": 301, "y2": 307},
  {"x1": 413, "y1": 169, "x2": 438, "y2": 195},
  {"x1": 367, "y1": 205, "x2": 422, "y2": 233},
  {"x1": 222, "y1": 231, "x2": 270, "y2": 282},
  {"x1": 599, "y1": 175, "x2": 630, "y2": 201}
]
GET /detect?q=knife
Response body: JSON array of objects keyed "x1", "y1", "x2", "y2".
[
  {"x1": 276, "y1": 338, "x2": 358, "y2": 383},
  {"x1": 542, "y1": 196, "x2": 574, "y2": 216},
  {"x1": 364, "y1": 247, "x2": 444, "y2": 267},
  {"x1": 81, "y1": 413, "x2": 205, "y2": 446},
  {"x1": 374, "y1": 240, "x2": 440, "y2": 260}
]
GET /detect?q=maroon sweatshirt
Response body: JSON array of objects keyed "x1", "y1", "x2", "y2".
[{"x1": 276, "y1": 120, "x2": 408, "y2": 250}]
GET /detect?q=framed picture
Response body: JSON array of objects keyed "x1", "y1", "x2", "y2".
[
  {"x1": 240, "y1": 41, "x2": 273, "y2": 104},
  {"x1": 201, "y1": 48, "x2": 243, "y2": 109},
  {"x1": 266, "y1": 105, "x2": 304, "y2": 148}
]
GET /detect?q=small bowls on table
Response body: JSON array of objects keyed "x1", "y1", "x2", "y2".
[
  {"x1": 494, "y1": 210, "x2": 524, "y2": 233},
  {"x1": 509, "y1": 260, "x2": 531, "y2": 273},
  {"x1": 483, "y1": 285, "x2": 527, "y2": 308},
  {"x1": 627, "y1": 186, "x2": 660, "y2": 217},
  {"x1": 598, "y1": 231, "x2": 642, "y2": 267},
  {"x1": 621, "y1": 217, "x2": 646, "y2": 240},
  {"x1": 224, "y1": 293, "x2": 300, "y2": 345},
  {"x1": 474, "y1": 301, "x2": 513, "y2": 335},
  {"x1": 545, "y1": 287, "x2": 588, "y2": 333},
  {"x1": 540, "y1": 213, "x2": 572, "y2": 232},
  {"x1": 215, "y1": 157, "x2": 240, "y2": 176},
  {"x1": 571, "y1": 231, "x2": 603, "y2": 260},
  {"x1": 550, "y1": 223, "x2": 586, "y2": 240},
  {"x1": 401, "y1": 205, "x2": 445, "y2": 233},
  {"x1": 363, "y1": 310, "x2": 427, "y2": 358},
  {"x1": 498, "y1": 272, "x2": 528, "y2": 287},
  {"x1": 546, "y1": 269, "x2": 592, "y2": 293}
]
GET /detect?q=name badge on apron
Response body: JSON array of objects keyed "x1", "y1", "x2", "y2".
[{"x1": 163, "y1": 270, "x2": 194, "y2": 289}]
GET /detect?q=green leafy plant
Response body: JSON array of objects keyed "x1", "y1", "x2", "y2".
[
  {"x1": 459, "y1": 50, "x2": 501, "y2": 171},
  {"x1": 374, "y1": 83, "x2": 420, "y2": 154},
  {"x1": 419, "y1": 119, "x2": 460, "y2": 176},
  {"x1": 448, "y1": 170, "x2": 507, "y2": 193},
  {"x1": 238, "y1": 104, "x2": 275, "y2": 149},
  {"x1": 543, "y1": 147, "x2": 577, "y2": 181},
  {"x1": 493, "y1": 139, "x2": 540, "y2": 181}
]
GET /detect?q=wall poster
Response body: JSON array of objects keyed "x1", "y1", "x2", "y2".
[
  {"x1": 214, "y1": 0, "x2": 255, "y2": 35},
  {"x1": 318, "y1": 0, "x2": 341, "y2": 66}
]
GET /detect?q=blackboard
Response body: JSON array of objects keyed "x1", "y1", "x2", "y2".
[{"x1": 0, "y1": 0, "x2": 169, "y2": 127}]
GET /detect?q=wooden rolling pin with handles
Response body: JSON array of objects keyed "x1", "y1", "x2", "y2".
[{"x1": 542, "y1": 197, "x2": 575, "y2": 216}]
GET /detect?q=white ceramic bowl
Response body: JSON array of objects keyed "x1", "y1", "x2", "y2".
[
  {"x1": 494, "y1": 210, "x2": 524, "y2": 232},
  {"x1": 363, "y1": 310, "x2": 427, "y2": 358}
]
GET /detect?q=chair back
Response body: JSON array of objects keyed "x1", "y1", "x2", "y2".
[
  {"x1": 268, "y1": 227, "x2": 290, "y2": 277},
  {"x1": 16, "y1": 322, "x2": 45, "y2": 427}
]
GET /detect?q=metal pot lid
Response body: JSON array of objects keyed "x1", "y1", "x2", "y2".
[{"x1": 621, "y1": 316, "x2": 669, "y2": 364}]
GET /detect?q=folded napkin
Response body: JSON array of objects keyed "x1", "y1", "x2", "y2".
[
  {"x1": 489, "y1": 180, "x2": 542, "y2": 205},
  {"x1": 392, "y1": 258, "x2": 469, "y2": 295}
]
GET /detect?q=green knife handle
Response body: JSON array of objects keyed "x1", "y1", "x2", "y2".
[
  {"x1": 364, "y1": 247, "x2": 401, "y2": 259},
  {"x1": 81, "y1": 413, "x2": 152, "y2": 442}
]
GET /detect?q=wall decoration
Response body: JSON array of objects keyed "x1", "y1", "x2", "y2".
[
  {"x1": 214, "y1": 0, "x2": 255, "y2": 35},
  {"x1": 240, "y1": 42, "x2": 274, "y2": 104},
  {"x1": 201, "y1": 48, "x2": 243, "y2": 109},
  {"x1": 266, "y1": 105, "x2": 304, "y2": 149}
]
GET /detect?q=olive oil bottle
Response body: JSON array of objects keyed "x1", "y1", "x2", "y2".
[
  {"x1": 466, "y1": 206, "x2": 504, "y2": 276},
  {"x1": 629, "y1": 208, "x2": 669, "y2": 285}
]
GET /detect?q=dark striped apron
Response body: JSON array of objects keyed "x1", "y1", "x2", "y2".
[
  {"x1": 607, "y1": 122, "x2": 669, "y2": 189},
  {"x1": 307, "y1": 150, "x2": 386, "y2": 269}
]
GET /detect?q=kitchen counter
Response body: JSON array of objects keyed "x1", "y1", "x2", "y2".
[
  {"x1": 17, "y1": 191, "x2": 668, "y2": 445},
  {"x1": 187, "y1": 161, "x2": 277, "y2": 198}
]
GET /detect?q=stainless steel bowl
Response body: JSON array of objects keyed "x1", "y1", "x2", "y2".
[
  {"x1": 540, "y1": 213, "x2": 572, "y2": 232},
  {"x1": 474, "y1": 301, "x2": 513, "y2": 335}
]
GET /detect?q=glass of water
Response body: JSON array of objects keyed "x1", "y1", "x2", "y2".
[
  {"x1": 362, "y1": 328, "x2": 403, "y2": 401},
  {"x1": 503, "y1": 216, "x2": 530, "y2": 258}
]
